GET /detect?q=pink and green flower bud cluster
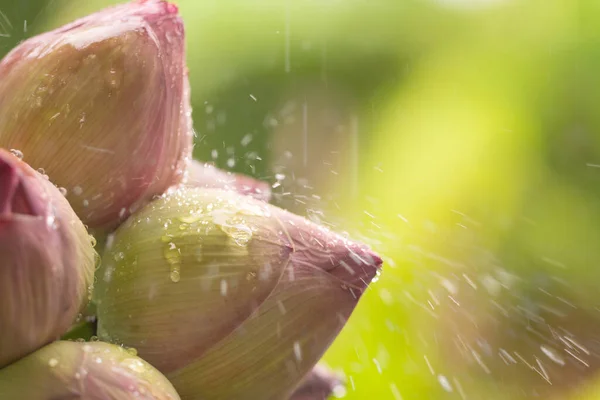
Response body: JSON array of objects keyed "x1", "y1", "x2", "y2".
[{"x1": 0, "y1": 1, "x2": 383, "y2": 399}]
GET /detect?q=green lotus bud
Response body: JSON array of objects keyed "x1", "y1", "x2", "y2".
[
  {"x1": 95, "y1": 187, "x2": 382, "y2": 399},
  {"x1": 0, "y1": 341, "x2": 180, "y2": 400},
  {"x1": 0, "y1": 0, "x2": 193, "y2": 232},
  {"x1": 186, "y1": 160, "x2": 271, "y2": 202},
  {"x1": 0, "y1": 149, "x2": 96, "y2": 368}
]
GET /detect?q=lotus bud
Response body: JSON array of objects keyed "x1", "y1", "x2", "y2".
[
  {"x1": 186, "y1": 160, "x2": 272, "y2": 201},
  {"x1": 0, "y1": 0, "x2": 192, "y2": 232},
  {"x1": 0, "y1": 149, "x2": 96, "y2": 368},
  {"x1": 289, "y1": 365, "x2": 345, "y2": 400},
  {"x1": 0, "y1": 341, "x2": 180, "y2": 400},
  {"x1": 95, "y1": 187, "x2": 382, "y2": 399}
]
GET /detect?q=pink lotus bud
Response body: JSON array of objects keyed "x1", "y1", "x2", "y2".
[
  {"x1": 0, "y1": 149, "x2": 96, "y2": 368},
  {"x1": 289, "y1": 364, "x2": 345, "y2": 400},
  {"x1": 0, "y1": 341, "x2": 180, "y2": 400},
  {"x1": 0, "y1": 0, "x2": 193, "y2": 232},
  {"x1": 95, "y1": 187, "x2": 382, "y2": 399},
  {"x1": 186, "y1": 160, "x2": 272, "y2": 202}
]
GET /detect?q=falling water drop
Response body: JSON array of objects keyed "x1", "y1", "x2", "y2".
[
  {"x1": 293, "y1": 341, "x2": 302, "y2": 362},
  {"x1": 437, "y1": 375, "x2": 453, "y2": 392},
  {"x1": 221, "y1": 279, "x2": 228, "y2": 296}
]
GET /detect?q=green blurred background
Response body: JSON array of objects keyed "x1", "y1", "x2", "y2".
[{"x1": 3, "y1": 0, "x2": 600, "y2": 398}]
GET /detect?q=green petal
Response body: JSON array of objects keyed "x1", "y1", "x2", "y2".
[
  {"x1": 95, "y1": 188, "x2": 292, "y2": 373},
  {"x1": 168, "y1": 263, "x2": 357, "y2": 400},
  {"x1": 0, "y1": 341, "x2": 180, "y2": 400}
]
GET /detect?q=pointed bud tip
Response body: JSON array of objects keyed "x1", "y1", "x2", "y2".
[
  {"x1": 132, "y1": 0, "x2": 180, "y2": 22},
  {"x1": 332, "y1": 242, "x2": 383, "y2": 291},
  {"x1": 136, "y1": 0, "x2": 179, "y2": 15},
  {"x1": 279, "y1": 209, "x2": 383, "y2": 293},
  {"x1": 0, "y1": 150, "x2": 45, "y2": 217},
  {"x1": 48, "y1": 0, "x2": 183, "y2": 37}
]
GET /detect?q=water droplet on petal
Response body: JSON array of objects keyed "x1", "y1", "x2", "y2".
[
  {"x1": 170, "y1": 267, "x2": 181, "y2": 283},
  {"x1": 125, "y1": 347, "x2": 138, "y2": 356},
  {"x1": 9, "y1": 149, "x2": 23, "y2": 159}
]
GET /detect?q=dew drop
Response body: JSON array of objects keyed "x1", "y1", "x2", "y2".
[
  {"x1": 170, "y1": 267, "x2": 181, "y2": 283},
  {"x1": 48, "y1": 358, "x2": 58, "y2": 367},
  {"x1": 46, "y1": 215, "x2": 57, "y2": 229},
  {"x1": 178, "y1": 215, "x2": 201, "y2": 224},
  {"x1": 58, "y1": 187, "x2": 68, "y2": 196},
  {"x1": 9, "y1": 149, "x2": 23, "y2": 159},
  {"x1": 217, "y1": 215, "x2": 253, "y2": 247},
  {"x1": 122, "y1": 358, "x2": 146, "y2": 373},
  {"x1": 73, "y1": 186, "x2": 83, "y2": 196},
  {"x1": 125, "y1": 347, "x2": 138, "y2": 356},
  {"x1": 164, "y1": 242, "x2": 181, "y2": 265}
]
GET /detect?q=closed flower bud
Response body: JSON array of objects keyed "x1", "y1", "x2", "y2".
[
  {"x1": 0, "y1": 149, "x2": 96, "y2": 368},
  {"x1": 0, "y1": 341, "x2": 180, "y2": 400},
  {"x1": 0, "y1": 0, "x2": 192, "y2": 231},
  {"x1": 95, "y1": 187, "x2": 382, "y2": 399},
  {"x1": 186, "y1": 160, "x2": 271, "y2": 202}
]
